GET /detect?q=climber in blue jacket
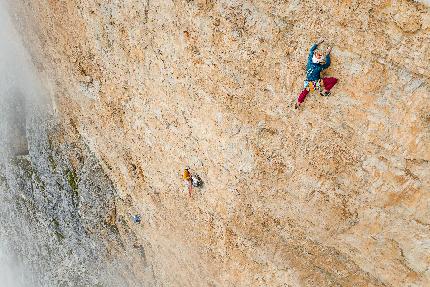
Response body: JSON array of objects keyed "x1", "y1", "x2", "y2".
[{"x1": 295, "y1": 39, "x2": 338, "y2": 109}]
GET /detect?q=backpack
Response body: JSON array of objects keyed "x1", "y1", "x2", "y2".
[{"x1": 191, "y1": 175, "x2": 203, "y2": 188}]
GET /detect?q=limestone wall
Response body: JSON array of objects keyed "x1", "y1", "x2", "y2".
[{"x1": 3, "y1": 0, "x2": 430, "y2": 286}]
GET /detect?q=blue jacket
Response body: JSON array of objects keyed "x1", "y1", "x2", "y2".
[{"x1": 305, "y1": 44, "x2": 330, "y2": 81}]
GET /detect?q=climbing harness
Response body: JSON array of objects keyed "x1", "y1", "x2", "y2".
[{"x1": 304, "y1": 79, "x2": 323, "y2": 93}]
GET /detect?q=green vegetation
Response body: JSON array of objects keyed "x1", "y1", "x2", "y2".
[
  {"x1": 55, "y1": 230, "x2": 65, "y2": 241},
  {"x1": 51, "y1": 219, "x2": 64, "y2": 241},
  {"x1": 66, "y1": 169, "x2": 80, "y2": 207},
  {"x1": 10, "y1": 156, "x2": 33, "y2": 178},
  {"x1": 10, "y1": 155, "x2": 46, "y2": 192},
  {"x1": 66, "y1": 169, "x2": 79, "y2": 196},
  {"x1": 52, "y1": 218, "x2": 60, "y2": 229},
  {"x1": 48, "y1": 154, "x2": 57, "y2": 170}
]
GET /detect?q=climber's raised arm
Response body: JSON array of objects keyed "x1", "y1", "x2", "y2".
[
  {"x1": 308, "y1": 44, "x2": 318, "y2": 63},
  {"x1": 308, "y1": 39, "x2": 324, "y2": 64}
]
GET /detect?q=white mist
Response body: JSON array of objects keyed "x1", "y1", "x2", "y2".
[{"x1": 0, "y1": 1, "x2": 42, "y2": 286}]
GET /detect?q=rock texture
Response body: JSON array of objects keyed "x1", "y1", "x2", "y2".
[{"x1": 2, "y1": 0, "x2": 430, "y2": 286}]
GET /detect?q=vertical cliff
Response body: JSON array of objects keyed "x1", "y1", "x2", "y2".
[{"x1": 1, "y1": 0, "x2": 429, "y2": 286}]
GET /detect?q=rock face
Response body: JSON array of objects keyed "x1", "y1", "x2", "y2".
[{"x1": 1, "y1": 0, "x2": 429, "y2": 286}]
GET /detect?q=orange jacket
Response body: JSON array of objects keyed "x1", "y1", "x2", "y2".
[{"x1": 183, "y1": 169, "x2": 191, "y2": 181}]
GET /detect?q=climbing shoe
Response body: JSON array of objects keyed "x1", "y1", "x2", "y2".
[{"x1": 320, "y1": 91, "x2": 331, "y2": 97}]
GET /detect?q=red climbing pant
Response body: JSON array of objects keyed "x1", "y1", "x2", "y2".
[
  {"x1": 323, "y1": 77, "x2": 338, "y2": 91},
  {"x1": 297, "y1": 77, "x2": 338, "y2": 103},
  {"x1": 297, "y1": 89, "x2": 309, "y2": 104}
]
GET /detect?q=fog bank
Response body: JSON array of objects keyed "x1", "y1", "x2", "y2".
[{"x1": 0, "y1": 1, "x2": 42, "y2": 286}]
